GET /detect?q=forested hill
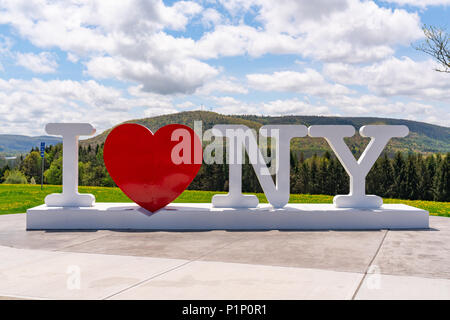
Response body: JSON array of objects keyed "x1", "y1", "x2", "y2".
[
  {"x1": 82, "y1": 111, "x2": 450, "y2": 157},
  {"x1": 0, "y1": 135, "x2": 62, "y2": 155}
]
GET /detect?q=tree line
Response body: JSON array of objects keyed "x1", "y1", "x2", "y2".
[{"x1": 0, "y1": 143, "x2": 448, "y2": 202}]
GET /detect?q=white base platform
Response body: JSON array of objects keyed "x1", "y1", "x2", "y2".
[{"x1": 26, "y1": 202, "x2": 429, "y2": 230}]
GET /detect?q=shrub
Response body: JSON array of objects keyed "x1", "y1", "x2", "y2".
[{"x1": 3, "y1": 170, "x2": 28, "y2": 184}]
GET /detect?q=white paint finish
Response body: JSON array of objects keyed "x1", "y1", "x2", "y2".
[
  {"x1": 44, "y1": 123, "x2": 96, "y2": 207},
  {"x1": 0, "y1": 245, "x2": 186, "y2": 300},
  {"x1": 211, "y1": 125, "x2": 307, "y2": 208},
  {"x1": 355, "y1": 273, "x2": 450, "y2": 300},
  {"x1": 26, "y1": 202, "x2": 429, "y2": 230},
  {"x1": 110, "y1": 260, "x2": 363, "y2": 300},
  {"x1": 308, "y1": 125, "x2": 409, "y2": 208}
]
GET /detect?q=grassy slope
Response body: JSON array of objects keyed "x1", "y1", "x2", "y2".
[
  {"x1": 1, "y1": 184, "x2": 448, "y2": 217},
  {"x1": 82, "y1": 111, "x2": 450, "y2": 156}
]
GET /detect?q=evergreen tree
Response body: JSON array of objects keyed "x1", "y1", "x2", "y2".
[
  {"x1": 366, "y1": 159, "x2": 382, "y2": 195},
  {"x1": 433, "y1": 153, "x2": 449, "y2": 201},
  {"x1": 299, "y1": 152, "x2": 305, "y2": 164},
  {"x1": 293, "y1": 162, "x2": 309, "y2": 194},
  {"x1": 404, "y1": 154, "x2": 419, "y2": 200},
  {"x1": 290, "y1": 151, "x2": 298, "y2": 173},
  {"x1": 379, "y1": 153, "x2": 394, "y2": 197},
  {"x1": 417, "y1": 155, "x2": 434, "y2": 200},
  {"x1": 391, "y1": 152, "x2": 407, "y2": 199},
  {"x1": 317, "y1": 158, "x2": 332, "y2": 195},
  {"x1": 309, "y1": 158, "x2": 319, "y2": 194}
]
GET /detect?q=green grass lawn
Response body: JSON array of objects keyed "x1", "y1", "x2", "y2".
[{"x1": 0, "y1": 184, "x2": 448, "y2": 217}]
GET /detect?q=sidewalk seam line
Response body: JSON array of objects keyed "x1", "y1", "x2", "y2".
[
  {"x1": 100, "y1": 260, "x2": 193, "y2": 300},
  {"x1": 351, "y1": 229, "x2": 389, "y2": 300},
  {"x1": 101, "y1": 235, "x2": 247, "y2": 300},
  {"x1": 54, "y1": 233, "x2": 112, "y2": 252}
]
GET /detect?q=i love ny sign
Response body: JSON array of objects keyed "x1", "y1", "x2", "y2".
[{"x1": 43, "y1": 122, "x2": 409, "y2": 213}]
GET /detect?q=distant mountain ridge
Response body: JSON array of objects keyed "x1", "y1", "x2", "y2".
[
  {"x1": 0, "y1": 134, "x2": 62, "y2": 155},
  {"x1": 83, "y1": 111, "x2": 450, "y2": 157}
]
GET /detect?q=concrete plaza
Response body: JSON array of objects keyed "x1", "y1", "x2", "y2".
[{"x1": 0, "y1": 213, "x2": 449, "y2": 299}]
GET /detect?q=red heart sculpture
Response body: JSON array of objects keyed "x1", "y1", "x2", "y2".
[{"x1": 103, "y1": 123, "x2": 202, "y2": 212}]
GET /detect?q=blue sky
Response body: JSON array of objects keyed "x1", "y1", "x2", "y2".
[{"x1": 0, "y1": 0, "x2": 449, "y2": 136}]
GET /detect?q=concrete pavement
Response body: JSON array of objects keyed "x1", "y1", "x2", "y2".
[{"x1": 0, "y1": 213, "x2": 449, "y2": 299}]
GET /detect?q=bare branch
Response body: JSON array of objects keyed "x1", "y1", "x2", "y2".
[{"x1": 413, "y1": 25, "x2": 450, "y2": 73}]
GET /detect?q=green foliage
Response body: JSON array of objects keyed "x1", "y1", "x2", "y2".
[
  {"x1": 82, "y1": 111, "x2": 450, "y2": 156},
  {"x1": 434, "y1": 153, "x2": 449, "y2": 201},
  {"x1": 3, "y1": 170, "x2": 28, "y2": 184},
  {"x1": 20, "y1": 151, "x2": 42, "y2": 183},
  {"x1": 79, "y1": 161, "x2": 95, "y2": 186},
  {"x1": 0, "y1": 164, "x2": 10, "y2": 183},
  {"x1": 44, "y1": 156, "x2": 62, "y2": 185},
  {"x1": 0, "y1": 185, "x2": 448, "y2": 217},
  {"x1": 0, "y1": 116, "x2": 448, "y2": 203}
]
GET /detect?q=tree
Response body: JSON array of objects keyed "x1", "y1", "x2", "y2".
[
  {"x1": 379, "y1": 153, "x2": 394, "y2": 198},
  {"x1": 415, "y1": 25, "x2": 450, "y2": 73},
  {"x1": 309, "y1": 157, "x2": 319, "y2": 194},
  {"x1": 417, "y1": 155, "x2": 434, "y2": 200},
  {"x1": 404, "y1": 154, "x2": 419, "y2": 200},
  {"x1": 433, "y1": 153, "x2": 449, "y2": 202},
  {"x1": 299, "y1": 152, "x2": 305, "y2": 164},
  {"x1": 391, "y1": 152, "x2": 407, "y2": 199},
  {"x1": 366, "y1": 158, "x2": 382, "y2": 195},
  {"x1": 0, "y1": 164, "x2": 10, "y2": 183},
  {"x1": 79, "y1": 161, "x2": 95, "y2": 186},
  {"x1": 317, "y1": 157, "x2": 331, "y2": 195},
  {"x1": 293, "y1": 162, "x2": 309, "y2": 194},
  {"x1": 3, "y1": 170, "x2": 28, "y2": 184},
  {"x1": 20, "y1": 151, "x2": 42, "y2": 183},
  {"x1": 44, "y1": 156, "x2": 62, "y2": 185}
]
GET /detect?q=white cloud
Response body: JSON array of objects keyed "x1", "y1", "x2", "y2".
[
  {"x1": 67, "y1": 52, "x2": 79, "y2": 63},
  {"x1": 209, "y1": 93, "x2": 449, "y2": 127},
  {"x1": 195, "y1": 25, "x2": 305, "y2": 58},
  {"x1": 0, "y1": 0, "x2": 447, "y2": 128},
  {"x1": 176, "y1": 101, "x2": 196, "y2": 109},
  {"x1": 324, "y1": 94, "x2": 449, "y2": 127},
  {"x1": 0, "y1": 78, "x2": 177, "y2": 135},
  {"x1": 259, "y1": 99, "x2": 331, "y2": 116},
  {"x1": 16, "y1": 52, "x2": 58, "y2": 73},
  {"x1": 0, "y1": 0, "x2": 202, "y2": 52},
  {"x1": 0, "y1": 0, "x2": 425, "y2": 96},
  {"x1": 247, "y1": 69, "x2": 351, "y2": 97},
  {"x1": 196, "y1": 77, "x2": 248, "y2": 95},
  {"x1": 0, "y1": 35, "x2": 13, "y2": 55},
  {"x1": 382, "y1": 0, "x2": 450, "y2": 7},
  {"x1": 323, "y1": 57, "x2": 450, "y2": 101},
  {"x1": 211, "y1": 95, "x2": 331, "y2": 116},
  {"x1": 213, "y1": 0, "x2": 422, "y2": 63},
  {"x1": 0, "y1": 0, "x2": 208, "y2": 94},
  {"x1": 85, "y1": 55, "x2": 218, "y2": 95},
  {"x1": 201, "y1": 8, "x2": 223, "y2": 28}
]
